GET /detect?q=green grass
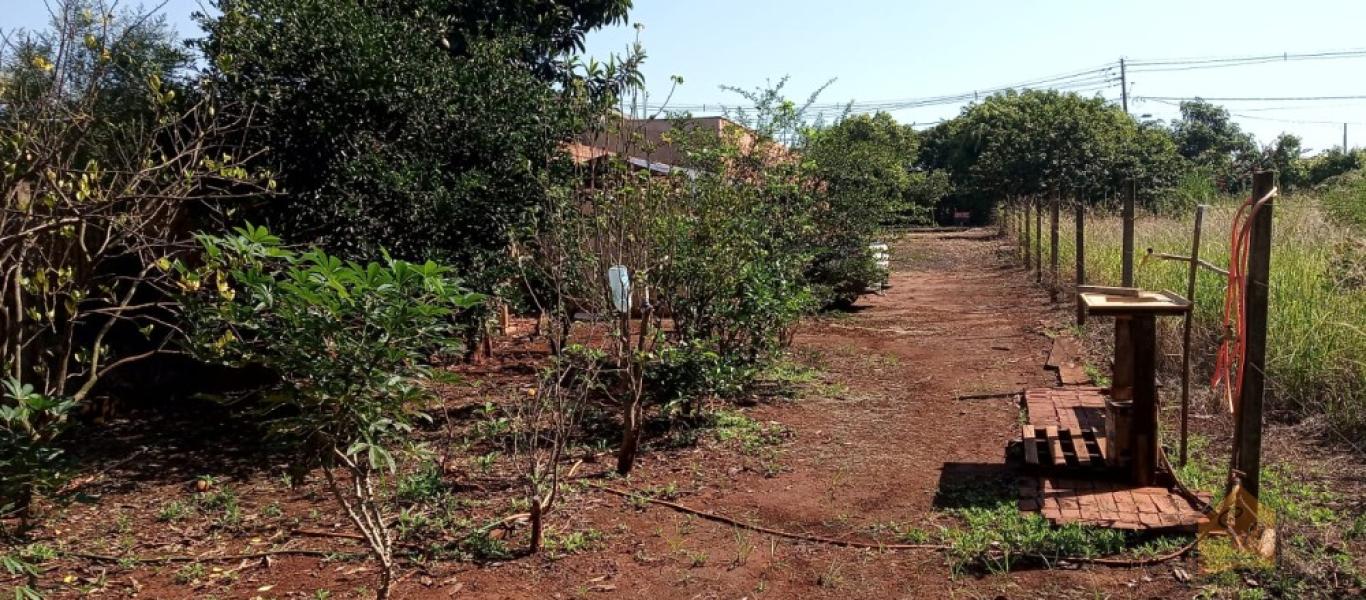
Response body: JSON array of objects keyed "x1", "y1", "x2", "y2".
[
  {"x1": 1023, "y1": 196, "x2": 1366, "y2": 436},
  {"x1": 1174, "y1": 433, "x2": 1364, "y2": 596},
  {"x1": 709, "y1": 409, "x2": 787, "y2": 454}
]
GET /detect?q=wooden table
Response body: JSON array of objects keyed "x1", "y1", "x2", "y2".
[{"x1": 1078, "y1": 289, "x2": 1191, "y2": 486}]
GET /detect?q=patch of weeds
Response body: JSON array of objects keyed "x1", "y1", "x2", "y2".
[
  {"x1": 472, "y1": 451, "x2": 499, "y2": 474},
  {"x1": 1348, "y1": 513, "x2": 1366, "y2": 540},
  {"x1": 710, "y1": 410, "x2": 785, "y2": 454},
  {"x1": 458, "y1": 529, "x2": 509, "y2": 561},
  {"x1": 16, "y1": 543, "x2": 56, "y2": 565},
  {"x1": 813, "y1": 381, "x2": 850, "y2": 399},
  {"x1": 1259, "y1": 467, "x2": 1343, "y2": 528},
  {"x1": 1199, "y1": 537, "x2": 1275, "y2": 587},
  {"x1": 197, "y1": 488, "x2": 242, "y2": 530},
  {"x1": 816, "y1": 558, "x2": 845, "y2": 588},
  {"x1": 941, "y1": 504, "x2": 1128, "y2": 573},
  {"x1": 472, "y1": 402, "x2": 511, "y2": 441},
  {"x1": 1083, "y1": 363, "x2": 1111, "y2": 388},
  {"x1": 732, "y1": 528, "x2": 755, "y2": 566},
  {"x1": 891, "y1": 525, "x2": 932, "y2": 545},
  {"x1": 261, "y1": 502, "x2": 283, "y2": 519},
  {"x1": 756, "y1": 355, "x2": 821, "y2": 396},
  {"x1": 395, "y1": 508, "x2": 441, "y2": 542},
  {"x1": 396, "y1": 463, "x2": 446, "y2": 504},
  {"x1": 112, "y1": 512, "x2": 133, "y2": 534},
  {"x1": 543, "y1": 528, "x2": 603, "y2": 558},
  {"x1": 684, "y1": 549, "x2": 708, "y2": 567},
  {"x1": 642, "y1": 482, "x2": 680, "y2": 501},
  {"x1": 173, "y1": 562, "x2": 206, "y2": 585},
  {"x1": 1128, "y1": 534, "x2": 1189, "y2": 558},
  {"x1": 157, "y1": 500, "x2": 194, "y2": 523}
]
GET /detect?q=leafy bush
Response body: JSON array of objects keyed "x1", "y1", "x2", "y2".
[
  {"x1": 196, "y1": 0, "x2": 635, "y2": 293},
  {"x1": 0, "y1": 379, "x2": 76, "y2": 527},
  {"x1": 0, "y1": 0, "x2": 267, "y2": 413},
  {"x1": 178, "y1": 224, "x2": 481, "y2": 600},
  {"x1": 647, "y1": 341, "x2": 756, "y2": 415},
  {"x1": 1318, "y1": 168, "x2": 1366, "y2": 230}
]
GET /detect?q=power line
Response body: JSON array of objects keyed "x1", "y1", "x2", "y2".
[
  {"x1": 648, "y1": 47, "x2": 1366, "y2": 116},
  {"x1": 1138, "y1": 98, "x2": 1366, "y2": 126},
  {"x1": 1138, "y1": 94, "x2": 1366, "y2": 102}
]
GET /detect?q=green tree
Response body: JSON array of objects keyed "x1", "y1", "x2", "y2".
[
  {"x1": 920, "y1": 89, "x2": 1180, "y2": 216},
  {"x1": 195, "y1": 0, "x2": 634, "y2": 291},
  {"x1": 1255, "y1": 133, "x2": 1306, "y2": 190},
  {"x1": 1169, "y1": 99, "x2": 1258, "y2": 190},
  {"x1": 1, "y1": 0, "x2": 267, "y2": 520}
]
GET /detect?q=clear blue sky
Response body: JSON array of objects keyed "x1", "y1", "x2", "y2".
[{"x1": 10, "y1": 0, "x2": 1366, "y2": 152}]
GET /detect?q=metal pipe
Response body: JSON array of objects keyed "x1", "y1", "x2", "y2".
[
  {"x1": 1144, "y1": 248, "x2": 1229, "y2": 276},
  {"x1": 1179, "y1": 206, "x2": 1205, "y2": 467}
]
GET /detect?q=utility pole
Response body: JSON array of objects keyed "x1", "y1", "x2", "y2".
[
  {"x1": 1120, "y1": 58, "x2": 1129, "y2": 114},
  {"x1": 1345, "y1": 123, "x2": 1349, "y2": 152}
]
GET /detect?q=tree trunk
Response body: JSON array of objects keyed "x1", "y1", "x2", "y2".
[
  {"x1": 616, "y1": 398, "x2": 642, "y2": 475},
  {"x1": 529, "y1": 495, "x2": 543, "y2": 554}
]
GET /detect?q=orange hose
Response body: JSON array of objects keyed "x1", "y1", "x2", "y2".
[{"x1": 1211, "y1": 188, "x2": 1276, "y2": 415}]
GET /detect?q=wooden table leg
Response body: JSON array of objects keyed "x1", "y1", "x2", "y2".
[
  {"x1": 1112, "y1": 317, "x2": 1134, "y2": 402},
  {"x1": 1130, "y1": 315, "x2": 1159, "y2": 486}
]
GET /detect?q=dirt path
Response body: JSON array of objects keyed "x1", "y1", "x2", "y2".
[{"x1": 447, "y1": 230, "x2": 1186, "y2": 599}]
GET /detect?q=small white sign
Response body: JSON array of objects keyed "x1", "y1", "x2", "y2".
[{"x1": 608, "y1": 265, "x2": 631, "y2": 314}]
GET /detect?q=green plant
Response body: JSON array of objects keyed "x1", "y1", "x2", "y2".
[
  {"x1": 195, "y1": 488, "x2": 242, "y2": 530},
  {"x1": 684, "y1": 549, "x2": 709, "y2": 567},
  {"x1": 732, "y1": 528, "x2": 755, "y2": 566},
  {"x1": 473, "y1": 452, "x2": 499, "y2": 474},
  {"x1": 156, "y1": 500, "x2": 191, "y2": 524},
  {"x1": 2, "y1": 551, "x2": 42, "y2": 599},
  {"x1": 179, "y1": 224, "x2": 481, "y2": 600},
  {"x1": 0, "y1": 378, "x2": 76, "y2": 527},
  {"x1": 395, "y1": 463, "x2": 446, "y2": 505},
  {"x1": 0, "y1": 1, "x2": 269, "y2": 470},
  {"x1": 543, "y1": 528, "x2": 603, "y2": 558},
  {"x1": 174, "y1": 562, "x2": 207, "y2": 585},
  {"x1": 710, "y1": 410, "x2": 785, "y2": 454},
  {"x1": 261, "y1": 502, "x2": 283, "y2": 519}
]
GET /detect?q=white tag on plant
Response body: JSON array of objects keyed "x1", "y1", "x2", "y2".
[{"x1": 608, "y1": 265, "x2": 631, "y2": 314}]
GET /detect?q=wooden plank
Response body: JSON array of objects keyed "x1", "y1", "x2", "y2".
[
  {"x1": 1089, "y1": 429, "x2": 1109, "y2": 462},
  {"x1": 1071, "y1": 430, "x2": 1093, "y2": 465},
  {"x1": 1046, "y1": 337, "x2": 1080, "y2": 369},
  {"x1": 1023, "y1": 425, "x2": 1039, "y2": 464},
  {"x1": 1076, "y1": 284, "x2": 1141, "y2": 297},
  {"x1": 1046, "y1": 426, "x2": 1065, "y2": 466},
  {"x1": 1079, "y1": 291, "x2": 1190, "y2": 315},
  {"x1": 1059, "y1": 364, "x2": 1092, "y2": 385}
]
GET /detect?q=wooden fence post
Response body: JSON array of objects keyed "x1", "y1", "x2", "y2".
[
  {"x1": 1075, "y1": 199, "x2": 1086, "y2": 325},
  {"x1": 1122, "y1": 181, "x2": 1136, "y2": 287},
  {"x1": 1179, "y1": 205, "x2": 1206, "y2": 467},
  {"x1": 1235, "y1": 172, "x2": 1275, "y2": 497},
  {"x1": 1050, "y1": 192, "x2": 1060, "y2": 301},
  {"x1": 1035, "y1": 196, "x2": 1043, "y2": 283},
  {"x1": 1024, "y1": 198, "x2": 1032, "y2": 269}
]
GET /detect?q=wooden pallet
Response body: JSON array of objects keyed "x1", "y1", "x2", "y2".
[
  {"x1": 1021, "y1": 387, "x2": 1111, "y2": 469},
  {"x1": 1022, "y1": 424, "x2": 1108, "y2": 468},
  {"x1": 1019, "y1": 476, "x2": 1210, "y2": 532}
]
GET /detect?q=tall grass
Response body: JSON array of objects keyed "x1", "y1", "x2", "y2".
[{"x1": 1017, "y1": 195, "x2": 1366, "y2": 438}]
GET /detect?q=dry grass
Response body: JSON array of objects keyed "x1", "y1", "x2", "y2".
[{"x1": 1013, "y1": 195, "x2": 1366, "y2": 439}]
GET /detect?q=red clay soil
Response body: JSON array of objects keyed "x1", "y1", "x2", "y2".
[{"x1": 17, "y1": 230, "x2": 1199, "y2": 599}]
